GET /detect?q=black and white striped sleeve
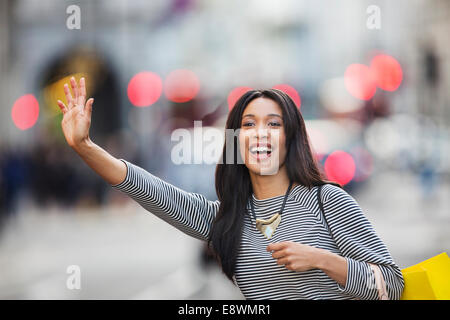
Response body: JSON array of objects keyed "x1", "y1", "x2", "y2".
[
  {"x1": 110, "y1": 159, "x2": 219, "y2": 241},
  {"x1": 321, "y1": 184, "x2": 405, "y2": 300}
]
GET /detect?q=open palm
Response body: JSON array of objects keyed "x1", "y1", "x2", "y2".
[{"x1": 57, "y1": 77, "x2": 94, "y2": 148}]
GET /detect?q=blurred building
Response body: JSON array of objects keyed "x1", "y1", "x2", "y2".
[
  {"x1": 0, "y1": 0, "x2": 448, "y2": 213},
  {"x1": 0, "y1": 0, "x2": 449, "y2": 300}
]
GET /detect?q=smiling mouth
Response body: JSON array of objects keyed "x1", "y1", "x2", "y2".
[{"x1": 249, "y1": 144, "x2": 273, "y2": 161}]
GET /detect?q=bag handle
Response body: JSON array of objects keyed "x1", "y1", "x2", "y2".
[
  {"x1": 317, "y1": 184, "x2": 389, "y2": 300},
  {"x1": 368, "y1": 263, "x2": 389, "y2": 300},
  {"x1": 317, "y1": 184, "x2": 332, "y2": 236}
]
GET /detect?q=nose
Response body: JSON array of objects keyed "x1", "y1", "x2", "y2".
[{"x1": 253, "y1": 123, "x2": 269, "y2": 140}]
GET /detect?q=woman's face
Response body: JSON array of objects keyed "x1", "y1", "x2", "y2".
[{"x1": 238, "y1": 97, "x2": 287, "y2": 176}]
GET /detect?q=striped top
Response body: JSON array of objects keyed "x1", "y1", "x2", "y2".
[{"x1": 111, "y1": 159, "x2": 404, "y2": 300}]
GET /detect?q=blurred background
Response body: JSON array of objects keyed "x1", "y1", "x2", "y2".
[{"x1": 0, "y1": 0, "x2": 449, "y2": 299}]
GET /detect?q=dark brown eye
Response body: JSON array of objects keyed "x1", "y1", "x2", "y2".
[{"x1": 269, "y1": 122, "x2": 281, "y2": 127}]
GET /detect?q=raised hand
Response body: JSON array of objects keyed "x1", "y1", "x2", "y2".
[{"x1": 57, "y1": 77, "x2": 94, "y2": 148}]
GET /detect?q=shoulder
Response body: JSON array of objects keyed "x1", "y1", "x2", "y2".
[
  {"x1": 320, "y1": 183, "x2": 353, "y2": 202},
  {"x1": 319, "y1": 184, "x2": 363, "y2": 217},
  {"x1": 290, "y1": 183, "x2": 357, "y2": 210}
]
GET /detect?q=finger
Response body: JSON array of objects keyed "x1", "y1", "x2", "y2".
[
  {"x1": 70, "y1": 77, "x2": 79, "y2": 102},
  {"x1": 276, "y1": 257, "x2": 291, "y2": 266},
  {"x1": 78, "y1": 77, "x2": 86, "y2": 106},
  {"x1": 85, "y1": 98, "x2": 94, "y2": 119},
  {"x1": 271, "y1": 249, "x2": 288, "y2": 259},
  {"x1": 284, "y1": 263, "x2": 295, "y2": 271},
  {"x1": 57, "y1": 100, "x2": 68, "y2": 114},
  {"x1": 267, "y1": 242, "x2": 288, "y2": 252},
  {"x1": 63, "y1": 84, "x2": 74, "y2": 108}
]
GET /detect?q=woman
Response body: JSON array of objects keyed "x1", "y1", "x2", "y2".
[{"x1": 57, "y1": 77, "x2": 404, "y2": 300}]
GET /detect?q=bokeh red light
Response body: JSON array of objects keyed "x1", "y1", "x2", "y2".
[
  {"x1": 324, "y1": 150, "x2": 356, "y2": 186},
  {"x1": 272, "y1": 84, "x2": 301, "y2": 109},
  {"x1": 11, "y1": 94, "x2": 39, "y2": 130},
  {"x1": 227, "y1": 86, "x2": 253, "y2": 111},
  {"x1": 164, "y1": 69, "x2": 200, "y2": 103},
  {"x1": 344, "y1": 64, "x2": 377, "y2": 101},
  {"x1": 370, "y1": 54, "x2": 403, "y2": 91},
  {"x1": 127, "y1": 71, "x2": 163, "y2": 107}
]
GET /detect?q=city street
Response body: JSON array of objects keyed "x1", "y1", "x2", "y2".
[
  {"x1": 1, "y1": 0, "x2": 450, "y2": 303},
  {"x1": 0, "y1": 169, "x2": 448, "y2": 299}
]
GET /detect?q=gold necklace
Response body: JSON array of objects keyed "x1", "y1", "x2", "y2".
[{"x1": 250, "y1": 181, "x2": 294, "y2": 240}]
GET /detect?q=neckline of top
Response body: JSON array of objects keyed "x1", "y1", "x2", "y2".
[{"x1": 250, "y1": 183, "x2": 309, "y2": 205}]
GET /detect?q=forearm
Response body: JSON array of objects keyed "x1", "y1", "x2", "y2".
[
  {"x1": 72, "y1": 138, "x2": 127, "y2": 186},
  {"x1": 315, "y1": 248, "x2": 348, "y2": 287},
  {"x1": 110, "y1": 159, "x2": 219, "y2": 241}
]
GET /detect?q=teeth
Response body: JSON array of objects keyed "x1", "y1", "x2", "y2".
[{"x1": 250, "y1": 146, "x2": 272, "y2": 153}]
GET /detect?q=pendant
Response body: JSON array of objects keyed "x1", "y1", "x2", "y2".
[{"x1": 255, "y1": 213, "x2": 281, "y2": 240}]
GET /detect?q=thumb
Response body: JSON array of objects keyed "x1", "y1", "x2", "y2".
[{"x1": 85, "y1": 98, "x2": 94, "y2": 118}]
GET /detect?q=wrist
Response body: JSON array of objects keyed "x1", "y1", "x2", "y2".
[
  {"x1": 314, "y1": 248, "x2": 339, "y2": 271},
  {"x1": 72, "y1": 137, "x2": 94, "y2": 155},
  {"x1": 313, "y1": 248, "x2": 349, "y2": 288},
  {"x1": 313, "y1": 248, "x2": 326, "y2": 270}
]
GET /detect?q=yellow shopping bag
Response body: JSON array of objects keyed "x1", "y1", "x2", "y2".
[{"x1": 400, "y1": 252, "x2": 450, "y2": 300}]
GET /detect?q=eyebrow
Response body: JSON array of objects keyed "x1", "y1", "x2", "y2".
[{"x1": 242, "y1": 113, "x2": 282, "y2": 119}]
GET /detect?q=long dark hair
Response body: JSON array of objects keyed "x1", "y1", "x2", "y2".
[{"x1": 208, "y1": 88, "x2": 341, "y2": 281}]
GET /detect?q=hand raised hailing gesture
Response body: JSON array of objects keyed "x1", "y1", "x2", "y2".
[{"x1": 57, "y1": 77, "x2": 94, "y2": 149}]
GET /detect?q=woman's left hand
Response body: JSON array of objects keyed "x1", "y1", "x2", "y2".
[{"x1": 267, "y1": 241, "x2": 322, "y2": 272}]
